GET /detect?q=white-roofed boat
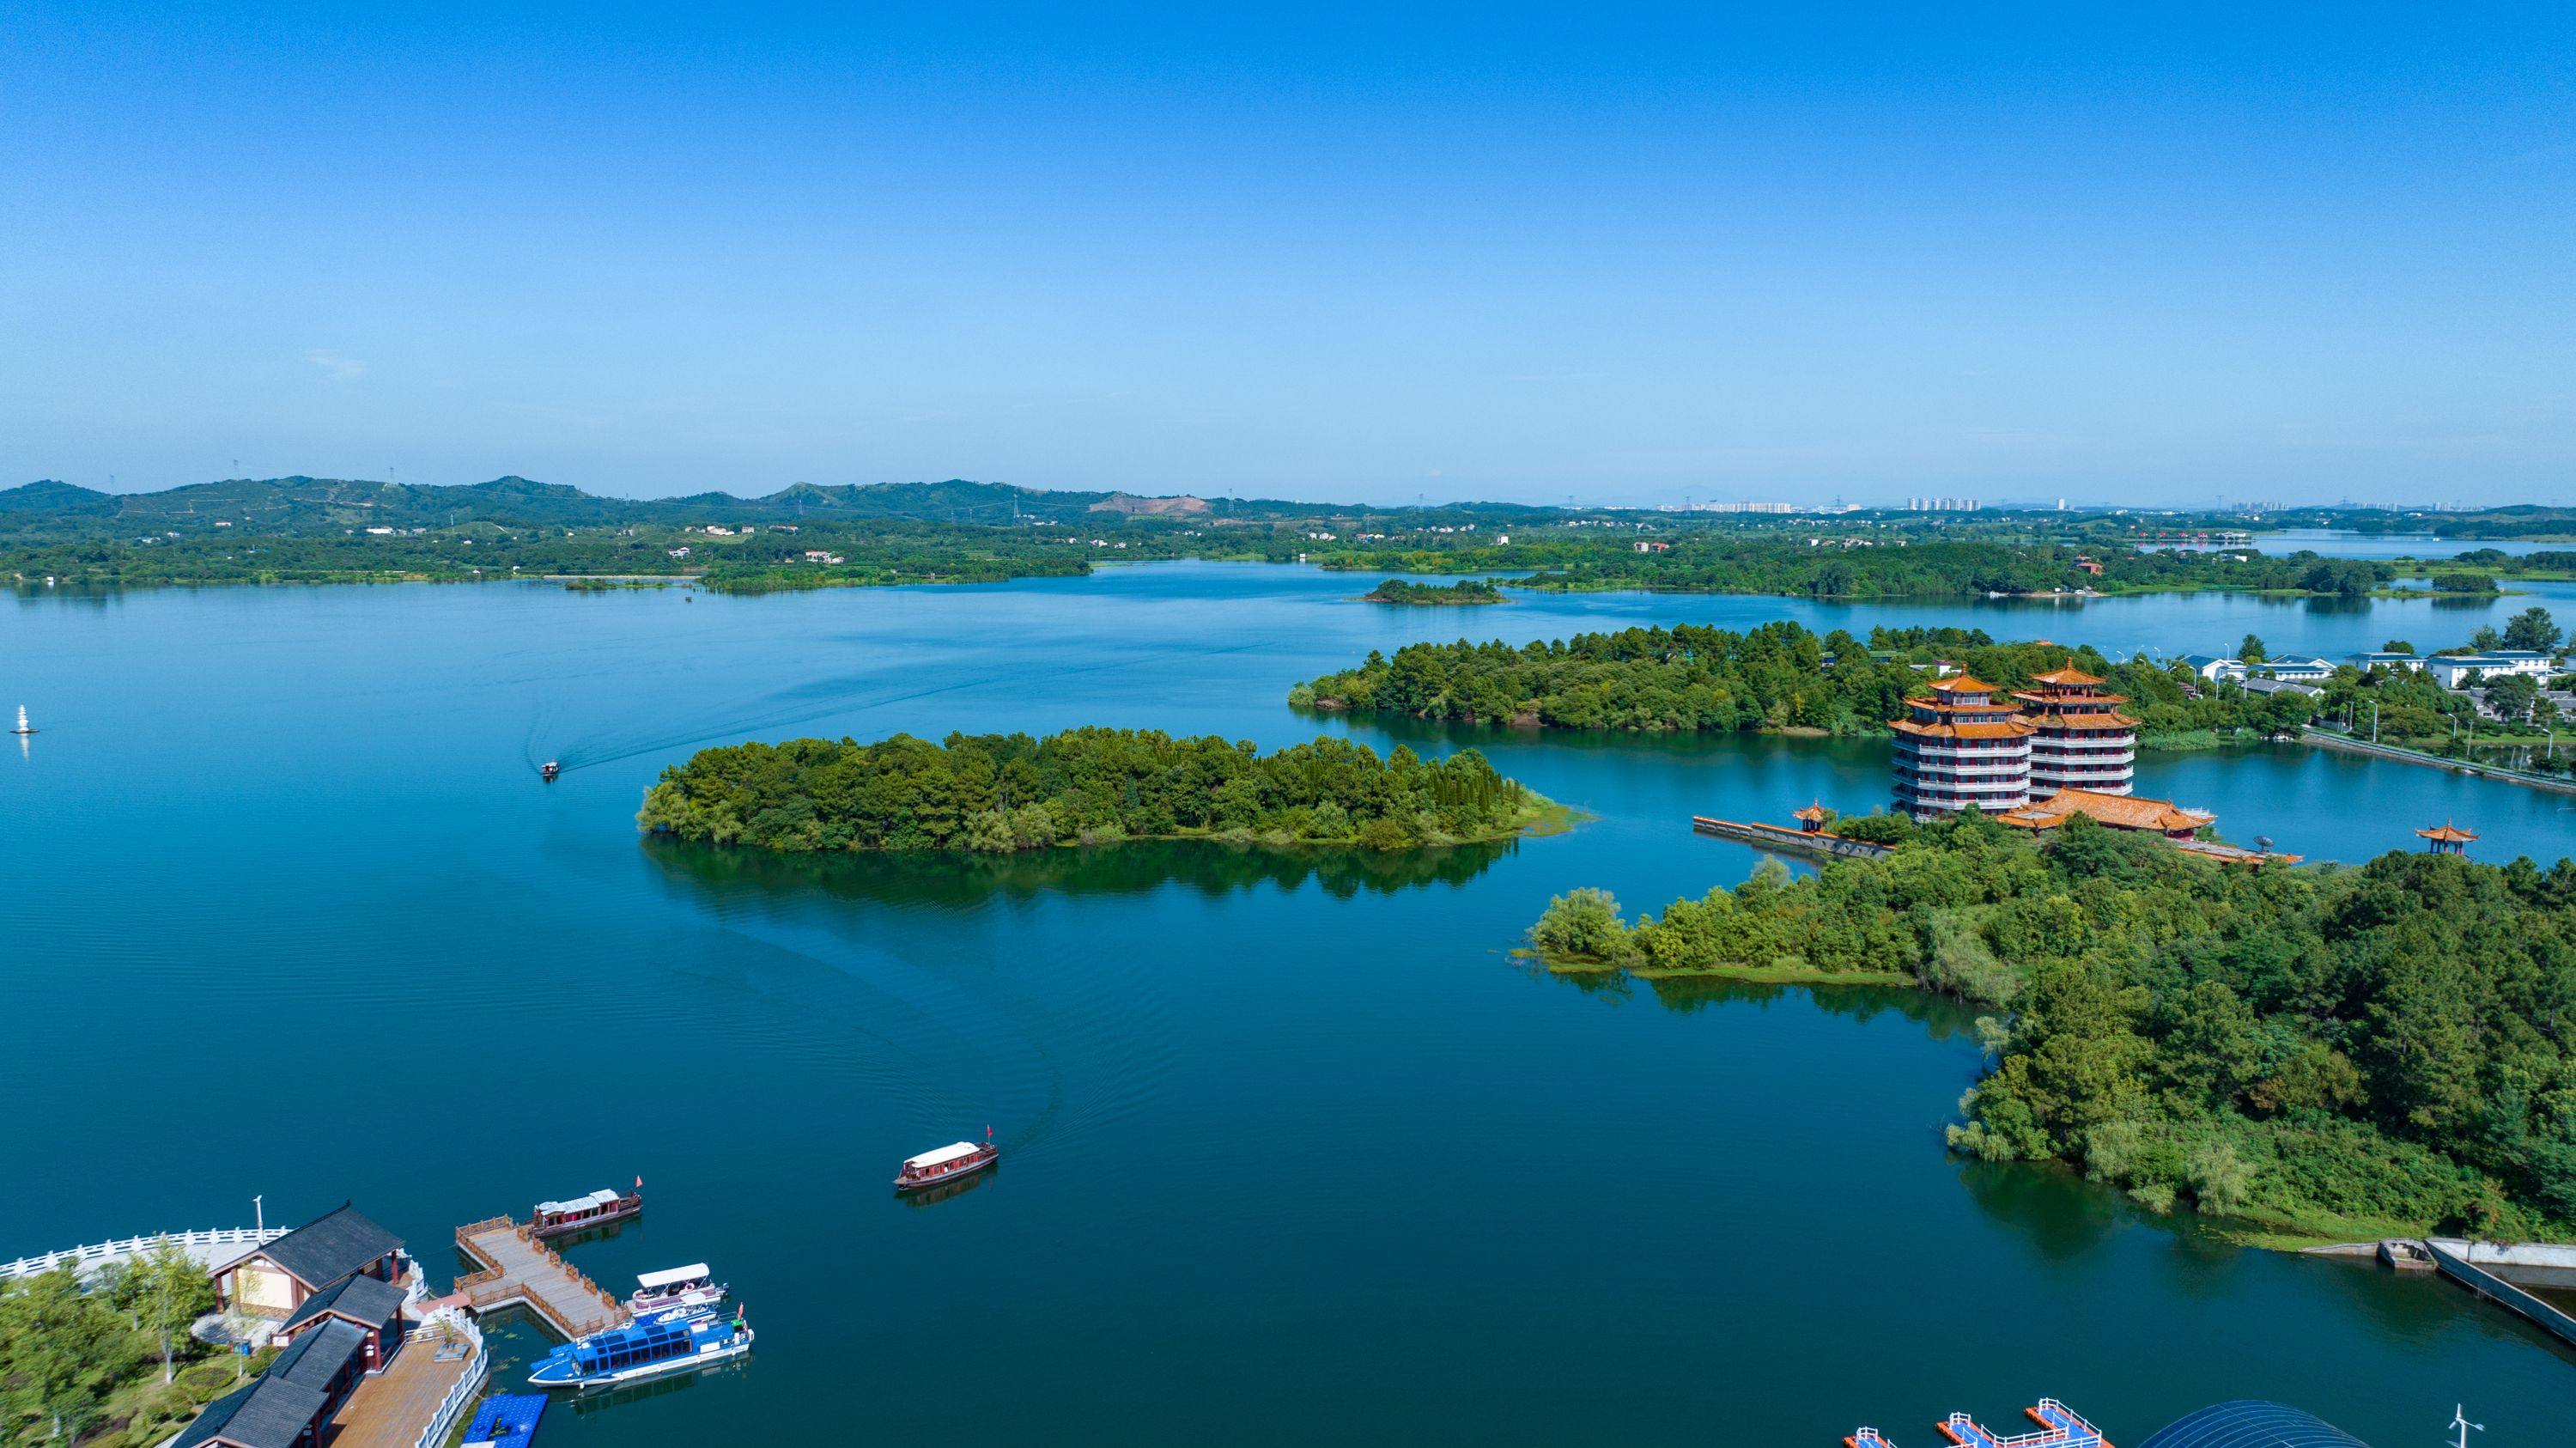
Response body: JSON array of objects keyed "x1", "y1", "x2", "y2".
[
  {"x1": 532, "y1": 1182, "x2": 643, "y2": 1238},
  {"x1": 895, "y1": 1135, "x2": 999, "y2": 1192},
  {"x1": 628, "y1": 1262, "x2": 727, "y2": 1317}
]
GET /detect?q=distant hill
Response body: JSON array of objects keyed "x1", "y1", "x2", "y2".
[
  {"x1": 0, "y1": 474, "x2": 1573, "y2": 538},
  {"x1": 0, "y1": 475, "x2": 1103, "y2": 536},
  {"x1": 0, "y1": 480, "x2": 117, "y2": 516}
]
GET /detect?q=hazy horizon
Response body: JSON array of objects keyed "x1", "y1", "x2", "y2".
[{"x1": 5, "y1": 6, "x2": 2571, "y2": 509}]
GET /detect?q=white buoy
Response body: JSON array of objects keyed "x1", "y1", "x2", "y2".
[{"x1": 9, "y1": 707, "x2": 32, "y2": 735}]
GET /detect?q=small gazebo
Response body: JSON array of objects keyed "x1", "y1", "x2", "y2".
[
  {"x1": 2415, "y1": 820, "x2": 2478, "y2": 855},
  {"x1": 1792, "y1": 801, "x2": 1832, "y2": 835}
]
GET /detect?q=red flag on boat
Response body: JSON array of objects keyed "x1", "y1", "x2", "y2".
[{"x1": 635, "y1": 1175, "x2": 642, "y2": 1189}]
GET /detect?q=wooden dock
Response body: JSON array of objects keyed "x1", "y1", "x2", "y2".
[
  {"x1": 1692, "y1": 815, "x2": 1892, "y2": 861},
  {"x1": 325, "y1": 1335, "x2": 474, "y2": 1448},
  {"x1": 455, "y1": 1216, "x2": 626, "y2": 1340}
]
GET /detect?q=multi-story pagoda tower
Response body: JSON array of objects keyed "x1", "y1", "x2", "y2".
[
  {"x1": 1890, "y1": 676, "x2": 2033, "y2": 818},
  {"x1": 2014, "y1": 659, "x2": 2138, "y2": 799}
]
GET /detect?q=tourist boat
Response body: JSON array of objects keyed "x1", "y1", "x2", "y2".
[
  {"x1": 531, "y1": 1183, "x2": 642, "y2": 1238},
  {"x1": 528, "y1": 1306, "x2": 752, "y2": 1390},
  {"x1": 627, "y1": 1263, "x2": 726, "y2": 1317},
  {"x1": 540, "y1": 760, "x2": 561, "y2": 782},
  {"x1": 9, "y1": 707, "x2": 32, "y2": 736},
  {"x1": 895, "y1": 1135, "x2": 999, "y2": 1191}
]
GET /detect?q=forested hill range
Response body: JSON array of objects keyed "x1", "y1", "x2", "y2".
[
  {"x1": 10, "y1": 473, "x2": 2576, "y2": 541},
  {"x1": 0, "y1": 474, "x2": 1566, "y2": 533},
  {"x1": 7, "y1": 473, "x2": 2575, "y2": 592}
]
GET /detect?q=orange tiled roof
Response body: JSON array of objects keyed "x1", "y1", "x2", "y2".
[
  {"x1": 1926, "y1": 675, "x2": 2001, "y2": 694},
  {"x1": 2415, "y1": 822, "x2": 2478, "y2": 843},
  {"x1": 2020, "y1": 709, "x2": 2141, "y2": 730},
  {"x1": 2028, "y1": 658, "x2": 2105, "y2": 686},
  {"x1": 2012, "y1": 687, "x2": 2129, "y2": 707},
  {"x1": 1996, "y1": 788, "x2": 2213, "y2": 833},
  {"x1": 1890, "y1": 718, "x2": 2035, "y2": 739},
  {"x1": 1791, "y1": 801, "x2": 1832, "y2": 822}
]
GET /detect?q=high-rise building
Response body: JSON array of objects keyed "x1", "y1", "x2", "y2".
[
  {"x1": 2013, "y1": 660, "x2": 2138, "y2": 798},
  {"x1": 1890, "y1": 676, "x2": 2032, "y2": 818}
]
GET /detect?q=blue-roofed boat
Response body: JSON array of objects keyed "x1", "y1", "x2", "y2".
[{"x1": 529, "y1": 1306, "x2": 753, "y2": 1390}]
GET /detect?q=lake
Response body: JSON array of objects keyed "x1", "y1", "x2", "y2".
[
  {"x1": 5, "y1": 564, "x2": 2571, "y2": 1448},
  {"x1": 2246, "y1": 529, "x2": 2561, "y2": 562}
]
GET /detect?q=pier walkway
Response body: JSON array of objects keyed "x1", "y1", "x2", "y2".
[
  {"x1": 455, "y1": 1216, "x2": 626, "y2": 1340},
  {"x1": 325, "y1": 1332, "x2": 475, "y2": 1448},
  {"x1": 1692, "y1": 815, "x2": 1892, "y2": 861},
  {"x1": 1859, "y1": 1400, "x2": 2108, "y2": 1448}
]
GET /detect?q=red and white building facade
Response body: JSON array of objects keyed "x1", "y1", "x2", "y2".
[
  {"x1": 2013, "y1": 661, "x2": 2138, "y2": 799},
  {"x1": 1890, "y1": 677, "x2": 2034, "y2": 818}
]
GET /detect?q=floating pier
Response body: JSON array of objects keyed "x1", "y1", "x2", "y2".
[
  {"x1": 1852, "y1": 1398, "x2": 2111, "y2": 1448},
  {"x1": 463, "y1": 1391, "x2": 548, "y2": 1445},
  {"x1": 455, "y1": 1215, "x2": 627, "y2": 1340}
]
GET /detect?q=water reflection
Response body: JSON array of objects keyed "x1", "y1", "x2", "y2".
[
  {"x1": 567, "y1": 1355, "x2": 751, "y2": 1417},
  {"x1": 642, "y1": 835, "x2": 1518, "y2": 906},
  {"x1": 1956, "y1": 1158, "x2": 2126, "y2": 1263},
  {"x1": 899, "y1": 1163, "x2": 999, "y2": 1208}
]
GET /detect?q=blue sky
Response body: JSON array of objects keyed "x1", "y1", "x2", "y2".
[{"x1": 3, "y1": 4, "x2": 2571, "y2": 507}]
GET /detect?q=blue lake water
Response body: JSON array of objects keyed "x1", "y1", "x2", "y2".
[
  {"x1": 2248, "y1": 530, "x2": 2562, "y2": 562},
  {"x1": 5, "y1": 564, "x2": 2570, "y2": 1448}
]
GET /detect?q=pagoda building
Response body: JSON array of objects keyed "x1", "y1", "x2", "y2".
[
  {"x1": 1890, "y1": 676, "x2": 2034, "y2": 818},
  {"x1": 2013, "y1": 659, "x2": 2139, "y2": 799}
]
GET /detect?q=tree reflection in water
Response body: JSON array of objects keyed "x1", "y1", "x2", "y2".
[{"x1": 643, "y1": 833, "x2": 1517, "y2": 908}]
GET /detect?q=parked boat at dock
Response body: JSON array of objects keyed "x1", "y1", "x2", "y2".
[
  {"x1": 532, "y1": 1181, "x2": 642, "y2": 1238},
  {"x1": 529, "y1": 1307, "x2": 753, "y2": 1390},
  {"x1": 628, "y1": 1263, "x2": 726, "y2": 1317},
  {"x1": 896, "y1": 1135, "x2": 998, "y2": 1192}
]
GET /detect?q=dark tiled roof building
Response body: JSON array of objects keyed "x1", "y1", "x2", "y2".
[{"x1": 211, "y1": 1202, "x2": 403, "y2": 1319}]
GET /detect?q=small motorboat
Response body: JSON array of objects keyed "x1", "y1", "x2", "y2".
[
  {"x1": 531, "y1": 1181, "x2": 642, "y2": 1238},
  {"x1": 628, "y1": 1263, "x2": 727, "y2": 1317},
  {"x1": 896, "y1": 1132, "x2": 999, "y2": 1192},
  {"x1": 9, "y1": 707, "x2": 33, "y2": 736},
  {"x1": 540, "y1": 760, "x2": 562, "y2": 782},
  {"x1": 529, "y1": 1306, "x2": 752, "y2": 1390}
]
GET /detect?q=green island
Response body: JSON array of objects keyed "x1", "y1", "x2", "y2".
[
  {"x1": 15, "y1": 474, "x2": 2576, "y2": 599},
  {"x1": 0, "y1": 1240, "x2": 255, "y2": 1447},
  {"x1": 638, "y1": 727, "x2": 1563, "y2": 852},
  {"x1": 1359, "y1": 577, "x2": 1508, "y2": 605},
  {"x1": 1290, "y1": 615, "x2": 2570, "y2": 756},
  {"x1": 1526, "y1": 815, "x2": 2576, "y2": 1246}
]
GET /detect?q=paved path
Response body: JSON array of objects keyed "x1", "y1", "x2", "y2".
[
  {"x1": 4, "y1": 1226, "x2": 283, "y2": 1281},
  {"x1": 328, "y1": 1341, "x2": 471, "y2": 1448}
]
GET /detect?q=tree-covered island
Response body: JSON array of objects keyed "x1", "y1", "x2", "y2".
[
  {"x1": 1359, "y1": 577, "x2": 1508, "y2": 605},
  {"x1": 638, "y1": 727, "x2": 1562, "y2": 852},
  {"x1": 1528, "y1": 816, "x2": 2576, "y2": 1245},
  {"x1": 1291, "y1": 618, "x2": 2566, "y2": 751}
]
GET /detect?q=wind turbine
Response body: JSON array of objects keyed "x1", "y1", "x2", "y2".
[{"x1": 2448, "y1": 1405, "x2": 2482, "y2": 1448}]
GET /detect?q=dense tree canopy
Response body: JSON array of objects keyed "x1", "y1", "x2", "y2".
[
  {"x1": 1529, "y1": 818, "x2": 2576, "y2": 1239},
  {"x1": 1292, "y1": 622, "x2": 2335, "y2": 739},
  {"x1": 639, "y1": 728, "x2": 1547, "y2": 852}
]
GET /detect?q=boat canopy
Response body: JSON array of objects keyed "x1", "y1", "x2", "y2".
[
  {"x1": 905, "y1": 1141, "x2": 983, "y2": 1170},
  {"x1": 536, "y1": 1189, "x2": 623, "y2": 1214},
  {"x1": 635, "y1": 1263, "x2": 712, "y2": 1290}
]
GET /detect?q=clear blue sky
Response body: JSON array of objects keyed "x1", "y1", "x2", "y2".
[{"x1": 3, "y1": 4, "x2": 2571, "y2": 507}]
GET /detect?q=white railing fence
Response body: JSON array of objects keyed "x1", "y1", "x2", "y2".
[
  {"x1": 2, "y1": 1226, "x2": 288, "y2": 1281},
  {"x1": 410, "y1": 1307, "x2": 489, "y2": 1448}
]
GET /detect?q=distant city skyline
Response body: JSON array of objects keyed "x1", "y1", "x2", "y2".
[{"x1": 5, "y1": 6, "x2": 2571, "y2": 507}]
